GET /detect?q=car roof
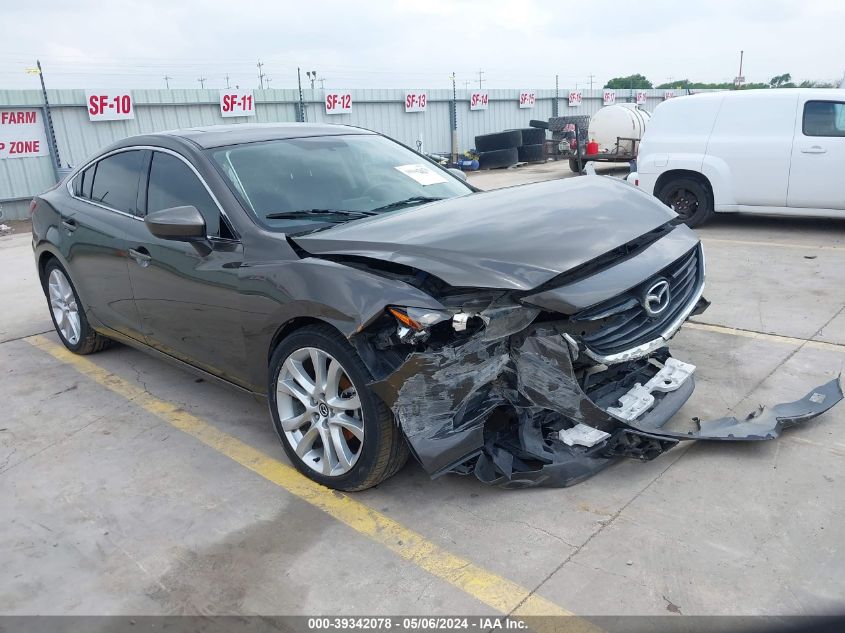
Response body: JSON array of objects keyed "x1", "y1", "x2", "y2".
[{"x1": 154, "y1": 122, "x2": 377, "y2": 149}]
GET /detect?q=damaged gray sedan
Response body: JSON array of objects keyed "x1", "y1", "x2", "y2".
[{"x1": 31, "y1": 123, "x2": 843, "y2": 491}]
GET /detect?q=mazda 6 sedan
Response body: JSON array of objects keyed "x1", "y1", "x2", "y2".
[{"x1": 31, "y1": 123, "x2": 842, "y2": 490}]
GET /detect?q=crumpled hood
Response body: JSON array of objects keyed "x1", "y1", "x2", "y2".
[{"x1": 292, "y1": 176, "x2": 676, "y2": 291}]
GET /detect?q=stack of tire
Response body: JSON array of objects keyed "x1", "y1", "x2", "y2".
[
  {"x1": 474, "y1": 128, "x2": 547, "y2": 169},
  {"x1": 474, "y1": 130, "x2": 521, "y2": 169},
  {"x1": 514, "y1": 127, "x2": 546, "y2": 163}
]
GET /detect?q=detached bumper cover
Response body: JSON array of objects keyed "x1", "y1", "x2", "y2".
[{"x1": 648, "y1": 378, "x2": 843, "y2": 441}]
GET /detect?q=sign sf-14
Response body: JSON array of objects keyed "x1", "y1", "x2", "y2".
[
  {"x1": 0, "y1": 109, "x2": 49, "y2": 159},
  {"x1": 470, "y1": 92, "x2": 489, "y2": 111}
]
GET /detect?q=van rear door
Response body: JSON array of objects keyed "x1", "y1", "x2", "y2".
[
  {"x1": 705, "y1": 91, "x2": 798, "y2": 207},
  {"x1": 787, "y1": 95, "x2": 845, "y2": 210}
]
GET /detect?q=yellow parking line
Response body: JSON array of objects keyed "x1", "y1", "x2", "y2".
[
  {"x1": 685, "y1": 321, "x2": 845, "y2": 353},
  {"x1": 701, "y1": 237, "x2": 844, "y2": 252},
  {"x1": 26, "y1": 334, "x2": 598, "y2": 630}
]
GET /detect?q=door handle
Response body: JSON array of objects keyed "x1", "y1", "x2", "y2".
[
  {"x1": 128, "y1": 247, "x2": 152, "y2": 267},
  {"x1": 61, "y1": 217, "x2": 77, "y2": 233},
  {"x1": 801, "y1": 145, "x2": 827, "y2": 154}
]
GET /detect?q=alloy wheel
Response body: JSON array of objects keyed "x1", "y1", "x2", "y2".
[
  {"x1": 48, "y1": 268, "x2": 81, "y2": 345},
  {"x1": 275, "y1": 347, "x2": 365, "y2": 476}
]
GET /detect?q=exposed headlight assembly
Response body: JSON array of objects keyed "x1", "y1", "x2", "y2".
[{"x1": 387, "y1": 306, "x2": 452, "y2": 342}]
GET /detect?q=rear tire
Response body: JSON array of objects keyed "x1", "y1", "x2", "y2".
[
  {"x1": 569, "y1": 158, "x2": 583, "y2": 173},
  {"x1": 656, "y1": 177, "x2": 714, "y2": 227},
  {"x1": 268, "y1": 324, "x2": 409, "y2": 491},
  {"x1": 43, "y1": 260, "x2": 111, "y2": 355}
]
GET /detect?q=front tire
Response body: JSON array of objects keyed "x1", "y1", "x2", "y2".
[
  {"x1": 44, "y1": 260, "x2": 111, "y2": 354},
  {"x1": 268, "y1": 324, "x2": 408, "y2": 491},
  {"x1": 656, "y1": 177, "x2": 714, "y2": 227}
]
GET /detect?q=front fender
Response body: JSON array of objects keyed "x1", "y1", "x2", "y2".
[{"x1": 238, "y1": 257, "x2": 447, "y2": 394}]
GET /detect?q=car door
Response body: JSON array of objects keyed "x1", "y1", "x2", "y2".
[
  {"x1": 124, "y1": 149, "x2": 247, "y2": 384},
  {"x1": 63, "y1": 149, "x2": 146, "y2": 340},
  {"x1": 787, "y1": 97, "x2": 845, "y2": 210}
]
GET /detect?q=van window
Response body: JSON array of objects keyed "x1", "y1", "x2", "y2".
[
  {"x1": 803, "y1": 101, "x2": 845, "y2": 137},
  {"x1": 89, "y1": 150, "x2": 144, "y2": 214},
  {"x1": 147, "y1": 151, "x2": 233, "y2": 239}
]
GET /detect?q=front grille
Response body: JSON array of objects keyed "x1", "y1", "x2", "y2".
[{"x1": 575, "y1": 245, "x2": 703, "y2": 357}]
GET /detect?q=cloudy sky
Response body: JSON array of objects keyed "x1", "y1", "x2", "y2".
[{"x1": 1, "y1": 0, "x2": 843, "y2": 91}]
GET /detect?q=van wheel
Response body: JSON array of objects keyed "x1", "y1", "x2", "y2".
[{"x1": 656, "y1": 177, "x2": 714, "y2": 227}]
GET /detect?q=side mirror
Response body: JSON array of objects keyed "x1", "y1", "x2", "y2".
[
  {"x1": 145, "y1": 205, "x2": 206, "y2": 240},
  {"x1": 145, "y1": 206, "x2": 212, "y2": 255},
  {"x1": 448, "y1": 167, "x2": 468, "y2": 182}
]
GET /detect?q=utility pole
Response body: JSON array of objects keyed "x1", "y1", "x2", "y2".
[
  {"x1": 477, "y1": 69, "x2": 485, "y2": 89},
  {"x1": 734, "y1": 50, "x2": 745, "y2": 89},
  {"x1": 266, "y1": 77, "x2": 272, "y2": 88},
  {"x1": 257, "y1": 60, "x2": 266, "y2": 89},
  {"x1": 318, "y1": 77, "x2": 326, "y2": 90},
  {"x1": 306, "y1": 70, "x2": 318, "y2": 90},
  {"x1": 163, "y1": 75, "x2": 172, "y2": 89},
  {"x1": 197, "y1": 77, "x2": 207, "y2": 89},
  {"x1": 588, "y1": 74, "x2": 595, "y2": 91},
  {"x1": 449, "y1": 72, "x2": 458, "y2": 164},
  {"x1": 225, "y1": 75, "x2": 230, "y2": 89},
  {"x1": 33, "y1": 60, "x2": 61, "y2": 173},
  {"x1": 464, "y1": 80, "x2": 470, "y2": 90},
  {"x1": 297, "y1": 67, "x2": 306, "y2": 122},
  {"x1": 553, "y1": 74, "x2": 559, "y2": 117}
]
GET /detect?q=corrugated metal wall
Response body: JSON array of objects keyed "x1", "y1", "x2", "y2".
[{"x1": 1, "y1": 87, "x2": 702, "y2": 219}]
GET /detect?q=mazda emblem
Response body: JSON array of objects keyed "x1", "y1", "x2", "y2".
[{"x1": 642, "y1": 279, "x2": 671, "y2": 316}]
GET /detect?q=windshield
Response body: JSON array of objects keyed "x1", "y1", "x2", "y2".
[{"x1": 209, "y1": 134, "x2": 473, "y2": 231}]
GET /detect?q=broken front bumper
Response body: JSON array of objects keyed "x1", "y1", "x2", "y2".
[{"x1": 363, "y1": 311, "x2": 843, "y2": 489}]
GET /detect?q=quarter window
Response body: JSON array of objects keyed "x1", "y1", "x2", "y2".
[
  {"x1": 147, "y1": 152, "x2": 231, "y2": 238},
  {"x1": 803, "y1": 101, "x2": 845, "y2": 137},
  {"x1": 88, "y1": 150, "x2": 144, "y2": 214}
]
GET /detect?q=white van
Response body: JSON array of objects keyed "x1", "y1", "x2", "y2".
[{"x1": 632, "y1": 89, "x2": 845, "y2": 226}]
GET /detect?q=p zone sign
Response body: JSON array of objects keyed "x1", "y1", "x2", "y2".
[{"x1": 0, "y1": 109, "x2": 49, "y2": 159}]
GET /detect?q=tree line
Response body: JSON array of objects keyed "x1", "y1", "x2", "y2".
[{"x1": 603, "y1": 73, "x2": 837, "y2": 90}]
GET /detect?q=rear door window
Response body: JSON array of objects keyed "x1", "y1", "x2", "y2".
[
  {"x1": 89, "y1": 150, "x2": 144, "y2": 214},
  {"x1": 803, "y1": 101, "x2": 845, "y2": 137},
  {"x1": 74, "y1": 164, "x2": 96, "y2": 198},
  {"x1": 146, "y1": 151, "x2": 232, "y2": 238}
]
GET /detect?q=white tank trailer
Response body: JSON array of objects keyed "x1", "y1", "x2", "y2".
[{"x1": 570, "y1": 104, "x2": 652, "y2": 174}]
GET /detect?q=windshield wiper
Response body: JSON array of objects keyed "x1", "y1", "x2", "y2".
[
  {"x1": 369, "y1": 196, "x2": 445, "y2": 213},
  {"x1": 265, "y1": 209, "x2": 376, "y2": 221}
]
